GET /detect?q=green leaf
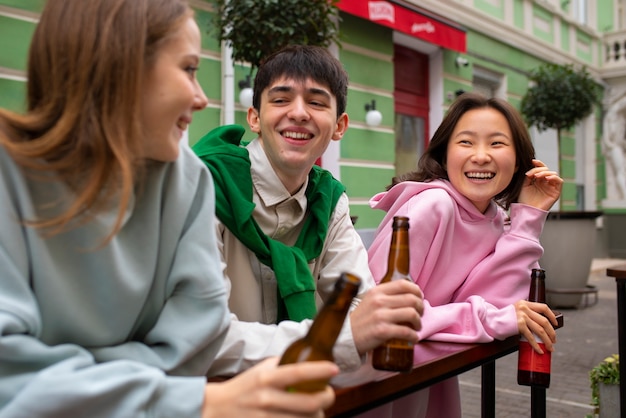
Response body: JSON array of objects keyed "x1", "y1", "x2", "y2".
[
  {"x1": 588, "y1": 354, "x2": 620, "y2": 412},
  {"x1": 521, "y1": 63, "x2": 601, "y2": 133},
  {"x1": 208, "y1": 0, "x2": 341, "y2": 71}
]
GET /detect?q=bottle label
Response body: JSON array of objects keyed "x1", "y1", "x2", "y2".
[{"x1": 518, "y1": 336, "x2": 551, "y2": 373}]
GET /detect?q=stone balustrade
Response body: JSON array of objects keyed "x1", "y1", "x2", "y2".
[{"x1": 604, "y1": 29, "x2": 626, "y2": 73}]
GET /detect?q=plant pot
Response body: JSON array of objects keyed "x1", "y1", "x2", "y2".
[
  {"x1": 603, "y1": 213, "x2": 626, "y2": 258},
  {"x1": 599, "y1": 382, "x2": 620, "y2": 418},
  {"x1": 539, "y1": 211, "x2": 602, "y2": 308}
]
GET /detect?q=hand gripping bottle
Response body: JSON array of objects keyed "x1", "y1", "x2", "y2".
[
  {"x1": 278, "y1": 272, "x2": 361, "y2": 392},
  {"x1": 517, "y1": 268, "x2": 551, "y2": 388}
]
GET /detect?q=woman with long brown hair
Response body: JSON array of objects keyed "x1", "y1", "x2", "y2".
[{"x1": 0, "y1": 1, "x2": 336, "y2": 417}]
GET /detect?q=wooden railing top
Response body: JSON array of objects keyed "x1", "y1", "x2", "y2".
[
  {"x1": 607, "y1": 265, "x2": 626, "y2": 280},
  {"x1": 327, "y1": 312, "x2": 563, "y2": 417},
  {"x1": 327, "y1": 336, "x2": 519, "y2": 417}
]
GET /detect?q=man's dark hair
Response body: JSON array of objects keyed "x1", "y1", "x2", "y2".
[{"x1": 252, "y1": 45, "x2": 348, "y2": 117}]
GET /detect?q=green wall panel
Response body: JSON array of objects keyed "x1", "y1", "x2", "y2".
[
  {"x1": 560, "y1": 159, "x2": 576, "y2": 180},
  {"x1": 0, "y1": 0, "x2": 44, "y2": 12},
  {"x1": 338, "y1": 13, "x2": 393, "y2": 95},
  {"x1": 341, "y1": 131, "x2": 394, "y2": 162},
  {"x1": 195, "y1": 8, "x2": 221, "y2": 53},
  {"x1": 507, "y1": 97, "x2": 522, "y2": 110},
  {"x1": 346, "y1": 90, "x2": 393, "y2": 128},
  {"x1": 507, "y1": 73, "x2": 529, "y2": 97},
  {"x1": 443, "y1": 79, "x2": 472, "y2": 97},
  {"x1": 597, "y1": 0, "x2": 614, "y2": 31},
  {"x1": 234, "y1": 112, "x2": 257, "y2": 135},
  {"x1": 513, "y1": 0, "x2": 524, "y2": 30},
  {"x1": 561, "y1": 134, "x2": 576, "y2": 156},
  {"x1": 188, "y1": 107, "x2": 222, "y2": 146},
  {"x1": 340, "y1": 49, "x2": 393, "y2": 91},
  {"x1": 0, "y1": 16, "x2": 36, "y2": 71},
  {"x1": 190, "y1": 111, "x2": 255, "y2": 146},
  {"x1": 197, "y1": 58, "x2": 222, "y2": 102},
  {"x1": 467, "y1": 30, "x2": 545, "y2": 74},
  {"x1": 0, "y1": 78, "x2": 26, "y2": 112},
  {"x1": 445, "y1": 52, "x2": 473, "y2": 78},
  {"x1": 475, "y1": 0, "x2": 504, "y2": 20},
  {"x1": 560, "y1": 22, "x2": 570, "y2": 52},
  {"x1": 532, "y1": 4, "x2": 554, "y2": 43},
  {"x1": 576, "y1": 30, "x2": 593, "y2": 63},
  {"x1": 339, "y1": 13, "x2": 392, "y2": 55},
  {"x1": 560, "y1": 182, "x2": 577, "y2": 204},
  {"x1": 341, "y1": 166, "x2": 393, "y2": 199},
  {"x1": 349, "y1": 203, "x2": 384, "y2": 229}
]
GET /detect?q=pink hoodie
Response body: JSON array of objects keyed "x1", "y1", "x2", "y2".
[{"x1": 366, "y1": 179, "x2": 548, "y2": 418}]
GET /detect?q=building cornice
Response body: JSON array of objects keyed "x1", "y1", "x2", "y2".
[{"x1": 401, "y1": 0, "x2": 602, "y2": 78}]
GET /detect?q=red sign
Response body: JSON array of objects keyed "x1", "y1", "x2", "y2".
[{"x1": 337, "y1": 0, "x2": 466, "y2": 53}]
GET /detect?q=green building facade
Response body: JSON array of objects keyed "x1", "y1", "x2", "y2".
[{"x1": 2, "y1": 0, "x2": 625, "y2": 234}]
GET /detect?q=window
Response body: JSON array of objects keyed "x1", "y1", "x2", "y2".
[
  {"x1": 393, "y1": 44, "x2": 429, "y2": 176},
  {"x1": 573, "y1": 0, "x2": 587, "y2": 25},
  {"x1": 395, "y1": 114, "x2": 425, "y2": 176},
  {"x1": 472, "y1": 66, "x2": 505, "y2": 99}
]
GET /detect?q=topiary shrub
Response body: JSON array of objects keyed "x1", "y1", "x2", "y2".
[
  {"x1": 209, "y1": 0, "x2": 341, "y2": 74},
  {"x1": 521, "y1": 63, "x2": 601, "y2": 184}
]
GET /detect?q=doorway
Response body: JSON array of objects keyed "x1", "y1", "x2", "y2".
[{"x1": 394, "y1": 44, "x2": 429, "y2": 176}]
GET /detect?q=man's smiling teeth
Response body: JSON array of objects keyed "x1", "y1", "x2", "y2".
[
  {"x1": 282, "y1": 131, "x2": 312, "y2": 140},
  {"x1": 466, "y1": 172, "x2": 495, "y2": 179},
  {"x1": 176, "y1": 121, "x2": 188, "y2": 130}
]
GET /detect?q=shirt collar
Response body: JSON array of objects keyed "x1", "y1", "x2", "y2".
[{"x1": 248, "y1": 138, "x2": 308, "y2": 211}]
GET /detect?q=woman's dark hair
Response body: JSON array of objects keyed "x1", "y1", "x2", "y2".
[{"x1": 390, "y1": 92, "x2": 536, "y2": 209}]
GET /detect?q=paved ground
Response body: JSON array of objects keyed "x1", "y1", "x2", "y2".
[{"x1": 458, "y1": 258, "x2": 624, "y2": 418}]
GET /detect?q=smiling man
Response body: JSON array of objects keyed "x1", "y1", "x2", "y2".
[{"x1": 193, "y1": 45, "x2": 424, "y2": 379}]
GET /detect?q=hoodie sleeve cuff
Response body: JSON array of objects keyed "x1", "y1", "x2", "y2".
[{"x1": 508, "y1": 203, "x2": 548, "y2": 241}]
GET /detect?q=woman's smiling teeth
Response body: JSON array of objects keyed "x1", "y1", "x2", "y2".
[
  {"x1": 282, "y1": 131, "x2": 312, "y2": 140},
  {"x1": 466, "y1": 172, "x2": 495, "y2": 179},
  {"x1": 176, "y1": 120, "x2": 188, "y2": 131}
]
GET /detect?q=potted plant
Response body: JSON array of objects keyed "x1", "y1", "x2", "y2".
[
  {"x1": 521, "y1": 63, "x2": 601, "y2": 189},
  {"x1": 208, "y1": 0, "x2": 341, "y2": 75},
  {"x1": 520, "y1": 63, "x2": 603, "y2": 307},
  {"x1": 586, "y1": 354, "x2": 620, "y2": 418}
]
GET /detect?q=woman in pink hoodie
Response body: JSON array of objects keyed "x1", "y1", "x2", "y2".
[{"x1": 365, "y1": 92, "x2": 563, "y2": 418}]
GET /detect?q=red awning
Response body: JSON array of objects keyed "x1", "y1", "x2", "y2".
[{"x1": 337, "y1": 0, "x2": 466, "y2": 53}]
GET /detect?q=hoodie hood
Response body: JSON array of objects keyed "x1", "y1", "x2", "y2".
[{"x1": 370, "y1": 179, "x2": 499, "y2": 227}]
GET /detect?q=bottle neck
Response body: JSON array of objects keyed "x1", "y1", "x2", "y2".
[
  {"x1": 386, "y1": 226, "x2": 410, "y2": 277},
  {"x1": 305, "y1": 282, "x2": 358, "y2": 352},
  {"x1": 528, "y1": 272, "x2": 546, "y2": 303}
]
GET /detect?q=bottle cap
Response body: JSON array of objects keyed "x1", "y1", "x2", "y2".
[
  {"x1": 392, "y1": 216, "x2": 409, "y2": 229},
  {"x1": 531, "y1": 268, "x2": 546, "y2": 279},
  {"x1": 337, "y1": 272, "x2": 361, "y2": 291}
]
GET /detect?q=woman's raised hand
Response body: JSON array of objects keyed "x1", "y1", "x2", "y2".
[{"x1": 519, "y1": 159, "x2": 563, "y2": 211}]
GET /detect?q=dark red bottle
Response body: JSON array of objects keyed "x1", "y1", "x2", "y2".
[{"x1": 517, "y1": 268, "x2": 551, "y2": 388}]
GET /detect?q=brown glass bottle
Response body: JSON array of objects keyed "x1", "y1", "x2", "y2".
[
  {"x1": 371, "y1": 216, "x2": 415, "y2": 372},
  {"x1": 517, "y1": 268, "x2": 551, "y2": 388},
  {"x1": 278, "y1": 272, "x2": 361, "y2": 392}
]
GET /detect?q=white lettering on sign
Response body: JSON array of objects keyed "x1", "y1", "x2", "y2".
[
  {"x1": 411, "y1": 22, "x2": 435, "y2": 34},
  {"x1": 368, "y1": 1, "x2": 395, "y2": 23}
]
